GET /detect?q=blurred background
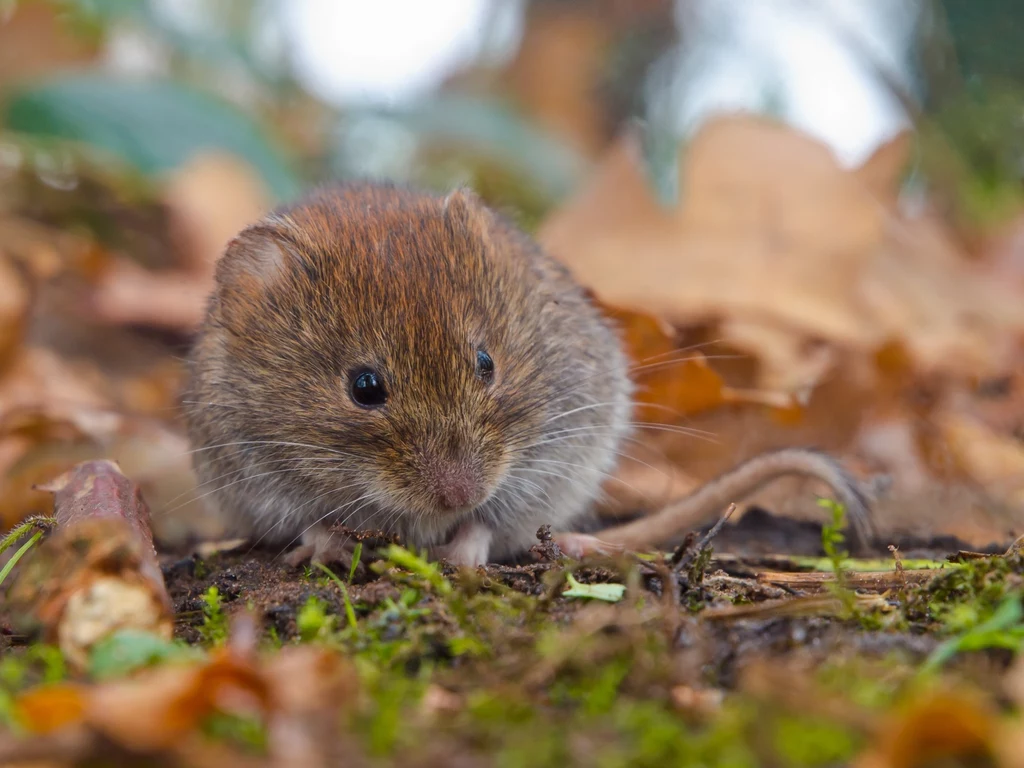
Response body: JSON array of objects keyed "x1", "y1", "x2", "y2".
[{"x1": 0, "y1": 0, "x2": 1022, "y2": 551}]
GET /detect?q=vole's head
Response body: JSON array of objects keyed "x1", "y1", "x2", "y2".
[{"x1": 199, "y1": 184, "x2": 583, "y2": 537}]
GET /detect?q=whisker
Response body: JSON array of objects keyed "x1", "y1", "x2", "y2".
[
  {"x1": 178, "y1": 439, "x2": 359, "y2": 461},
  {"x1": 160, "y1": 455, "x2": 352, "y2": 508},
  {"x1": 511, "y1": 421, "x2": 717, "y2": 452},
  {"x1": 517, "y1": 457, "x2": 646, "y2": 498},
  {"x1": 498, "y1": 348, "x2": 743, "y2": 431},
  {"x1": 245, "y1": 480, "x2": 365, "y2": 553},
  {"x1": 159, "y1": 464, "x2": 357, "y2": 517},
  {"x1": 274, "y1": 491, "x2": 376, "y2": 560},
  {"x1": 512, "y1": 466, "x2": 598, "y2": 495},
  {"x1": 507, "y1": 435, "x2": 679, "y2": 492}
]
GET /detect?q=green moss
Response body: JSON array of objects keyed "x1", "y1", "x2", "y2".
[
  {"x1": 296, "y1": 594, "x2": 337, "y2": 643},
  {"x1": 201, "y1": 711, "x2": 268, "y2": 754},
  {"x1": 357, "y1": 671, "x2": 430, "y2": 757},
  {"x1": 904, "y1": 554, "x2": 1022, "y2": 631},
  {"x1": 818, "y1": 499, "x2": 857, "y2": 618},
  {"x1": 198, "y1": 585, "x2": 229, "y2": 646},
  {"x1": 0, "y1": 644, "x2": 68, "y2": 730},
  {"x1": 772, "y1": 715, "x2": 859, "y2": 768},
  {"x1": 0, "y1": 645, "x2": 66, "y2": 688},
  {"x1": 815, "y1": 655, "x2": 914, "y2": 711}
]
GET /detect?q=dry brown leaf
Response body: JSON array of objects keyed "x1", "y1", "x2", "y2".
[
  {"x1": 88, "y1": 650, "x2": 271, "y2": 752},
  {"x1": 854, "y1": 130, "x2": 914, "y2": 206},
  {"x1": 0, "y1": 346, "x2": 110, "y2": 417},
  {"x1": 540, "y1": 116, "x2": 886, "y2": 355},
  {"x1": 541, "y1": 114, "x2": 1024, "y2": 386},
  {"x1": 983, "y1": 212, "x2": 1024, "y2": 289},
  {"x1": 13, "y1": 685, "x2": 87, "y2": 735},
  {"x1": 163, "y1": 152, "x2": 272, "y2": 274},
  {"x1": 609, "y1": 305, "x2": 809, "y2": 420},
  {"x1": 90, "y1": 152, "x2": 270, "y2": 333},
  {"x1": 935, "y1": 411, "x2": 1024, "y2": 506},
  {"x1": 0, "y1": 256, "x2": 29, "y2": 370},
  {"x1": 13, "y1": 626, "x2": 356, "y2": 766},
  {"x1": 86, "y1": 256, "x2": 213, "y2": 332},
  {"x1": 0, "y1": 215, "x2": 99, "y2": 283},
  {"x1": 0, "y1": 2, "x2": 100, "y2": 86},
  {"x1": 0, "y1": 348, "x2": 115, "y2": 528},
  {"x1": 855, "y1": 690, "x2": 1000, "y2": 768}
]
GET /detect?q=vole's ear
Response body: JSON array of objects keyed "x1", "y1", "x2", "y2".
[
  {"x1": 215, "y1": 217, "x2": 294, "y2": 289},
  {"x1": 443, "y1": 188, "x2": 491, "y2": 239}
]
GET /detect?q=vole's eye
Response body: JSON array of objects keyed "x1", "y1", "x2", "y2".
[
  {"x1": 475, "y1": 349, "x2": 495, "y2": 383},
  {"x1": 350, "y1": 369, "x2": 387, "y2": 408}
]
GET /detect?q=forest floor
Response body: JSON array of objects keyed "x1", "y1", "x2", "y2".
[{"x1": 3, "y1": 504, "x2": 1021, "y2": 768}]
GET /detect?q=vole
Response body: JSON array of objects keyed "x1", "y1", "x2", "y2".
[{"x1": 185, "y1": 182, "x2": 876, "y2": 567}]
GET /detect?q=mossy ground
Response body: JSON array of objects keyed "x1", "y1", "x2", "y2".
[{"x1": 1, "y1": 520, "x2": 1022, "y2": 767}]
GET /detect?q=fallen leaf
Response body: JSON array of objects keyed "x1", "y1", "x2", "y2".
[
  {"x1": 14, "y1": 684, "x2": 86, "y2": 735},
  {"x1": 936, "y1": 411, "x2": 1024, "y2": 506},
  {"x1": 13, "y1": 620, "x2": 357, "y2": 765},
  {"x1": 89, "y1": 152, "x2": 270, "y2": 334},
  {"x1": 855, "y1": 690, "x2": 1000, "y2": 768},
  {"x1": 540, "y1": 114, "x2": 1024, "y2": 385},
  {"x1": 0, "y1": 256, "x2": 29, "y2": 371},
  {"x1": 563, "y1": 573, "x2": 626, "y2": 602}
]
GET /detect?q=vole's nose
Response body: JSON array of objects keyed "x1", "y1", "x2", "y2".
[{"x1": 420, "y1": 454, "x2": 484, "y2": 512}]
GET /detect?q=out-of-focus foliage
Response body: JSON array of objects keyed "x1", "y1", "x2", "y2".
[
  {"x1": 913, "y1": 0, "x2": 1024, "y2": 234},
  {"x1": 941, "y1": 0, "x2": 1024, "y2": 83},
  {"x1": 5, "y1": 76, "x2": 301, "y2": 200}
]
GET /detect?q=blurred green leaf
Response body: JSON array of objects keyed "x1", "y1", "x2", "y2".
[
  {"x1": 63, "y1": 0, "x2": 287, "y2": 85},
  {"x1": 4, "y1": 75, "x2": 300, "y2": 200},
  {"x1": 341, "y1": 95, "x2": 588, "y2": 202},
  {"x1": 89, "y1": 629, "x2": 201, "y2": 680},
  {"x1": 941, "y1": 0, "x2": 1024, "y2": 83}
]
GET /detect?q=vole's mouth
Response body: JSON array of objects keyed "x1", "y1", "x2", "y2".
[{"x1": 429, "y1": 488, "x2": 493, "y2": 521}]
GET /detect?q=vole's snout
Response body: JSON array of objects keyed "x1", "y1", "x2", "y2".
[{"x1": 418, "y1": 452, "x2": 486, "y2": 513}]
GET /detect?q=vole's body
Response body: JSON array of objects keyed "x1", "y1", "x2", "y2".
[{"x1": 186, "y1": 183, "x2": 875, "y2": 566}]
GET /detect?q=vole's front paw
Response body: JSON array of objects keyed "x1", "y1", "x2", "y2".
[
  {"x1": 284, "y1": 525, "x2": 364, "y2": 577},
  {"x1": 432, "y1": 521, "x2": 493, "y2": 567},
  {"x1": 550, "y1": 532, "x2": 624, "y2": 560}
]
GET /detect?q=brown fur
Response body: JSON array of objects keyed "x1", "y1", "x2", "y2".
[{"x1": 185, "y1": 183, "x2": 632, "y2": 561}]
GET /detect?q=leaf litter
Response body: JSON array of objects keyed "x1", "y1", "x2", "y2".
[{"x1": 0, "y1": 111, "x2": 1024, "y2": 766}]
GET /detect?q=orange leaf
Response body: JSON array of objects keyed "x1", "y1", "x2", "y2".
[
  {"x1": 857, "y1": 691, "x2": 998, "y2": 768},
  {"x1": 15, "y1": 684, "x2": 86, "y2": 734}
]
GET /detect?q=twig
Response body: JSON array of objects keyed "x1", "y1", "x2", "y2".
[
  {"x1": 702, "y1": 594, "x2": 889, "y2": 621},
  {"x1": 694, "y1": 503, "x2": 737, "y2": 554},
  {"x1": 756, "y1": 569, "x2": 930, "y2": 592},
  {"x1": 5, "y1": 460, "x2": 173, "y2": 671},
  {"x1": 889, "y1": 544, "x2": 907, "y2": 592},
  {"x1": 673, "y1": 503, "x2": 737, "y2": 578}
]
